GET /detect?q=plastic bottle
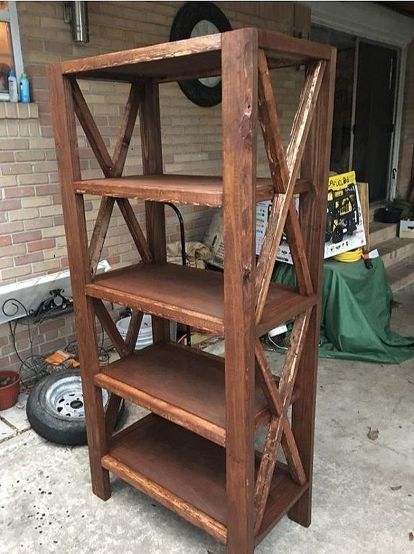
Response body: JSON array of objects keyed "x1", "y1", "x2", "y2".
[
  {"x1": 19, "y1": 72, "x2": 30, "y2": 103},
  {"x1": 7, "y1": 70, "x2": 18, "y2": 102}
]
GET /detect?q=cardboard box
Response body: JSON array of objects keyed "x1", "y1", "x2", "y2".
[
  {"x1": 399, "y1": 219, "x2": 414, "y2": 239},
  {"x1": 257, "y1": 171, "x2": 366, "y2": 262},
  {"x1": 203, "y1": 209, "x2": 225, "y2": 269},
  {"x1": 205, "y1": 172, "x2": 367, "y2": 268}
]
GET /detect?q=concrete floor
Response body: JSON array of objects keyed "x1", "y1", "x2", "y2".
[{"x1": 0, "y1": 284, "x2": 413, "y2": 553}]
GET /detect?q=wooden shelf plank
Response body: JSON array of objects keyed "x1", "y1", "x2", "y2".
[
  {"x1": 258, "y1": 29, "x2": 332, "y2": 62},
  {"x1": 74, "y1": 174, "x2": 312, "y2": 206},
  {"x1": 60, "y1": 29, "x2": 330, "y2": 83},
  {"x1": 85, "y1": 263, "x2": 317, "y2": 336},
  {"x1": 102, "y1": 415, "x2": 308, "y2": 544},
  {"x1": 95, "y1": 342, "x2": 297, "y2": 446},
  {"x1": 61, "y1": 34, "x2": 222, "y2": 79}
]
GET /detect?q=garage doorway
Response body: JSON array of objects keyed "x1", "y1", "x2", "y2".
[{"x1": 312, "y1": 26, "x2": 399, "y2": 202}]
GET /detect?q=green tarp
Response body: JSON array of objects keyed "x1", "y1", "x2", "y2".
[{"x1": 273, "y1": 257, "x2": 414, "y2": 364}]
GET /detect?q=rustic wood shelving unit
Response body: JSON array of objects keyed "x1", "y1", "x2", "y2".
[{"x1": 49, "y1": 28, "x2": 336, "y2": 553}]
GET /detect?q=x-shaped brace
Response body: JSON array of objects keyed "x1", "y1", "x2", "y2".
[
  {"x1": 256, "y1": 51, "x2": 326, "y2": 322},
  {"x1": 71, "y1": 79, "x2": 151, "y2": 276},
  {"x1": 253, "y1": 50, "x2": 325, "y2": 532},
  {"x1": 254, "y1": 309, "x2": 311, "y2": 532},
  {"x1": 71, "y1": 79, "x2": 149, "y2": 437}
]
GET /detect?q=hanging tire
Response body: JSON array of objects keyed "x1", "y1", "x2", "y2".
[{"x1": 26, "y1": 370, "x2": 124, "y2": 446}]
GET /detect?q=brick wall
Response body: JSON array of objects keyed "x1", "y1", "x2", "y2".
[
  {"x1": 0, "y1": 1, "x2": 310, "y2": 371},
  {"x1": 398, "y1": 40, "x2": 414, "y2": 200}
]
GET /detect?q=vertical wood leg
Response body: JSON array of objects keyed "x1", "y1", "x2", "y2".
[
  {"x1": 222, "y1": 29, "x2": 258, "y2": 554},
  {"x1": 288, "y1": 51, "x2": 337, "y2": 526},
  {"x1": 139, "y1": 79, "x2": 170, "y2": 343},
  {"x1": 49, "y1": 66, "x2": 110, "y2": 499}
]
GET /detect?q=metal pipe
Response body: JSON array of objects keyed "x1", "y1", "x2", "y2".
[
  {"x1": 71, "y1": 1, "x2": 89, "y2": 44},
  {"x1": 164, "y1": 203, "x2": 191, "y2": 347}
]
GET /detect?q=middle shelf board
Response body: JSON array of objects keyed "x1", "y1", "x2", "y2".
[
  {"x1": 102, "y1": 414, "x2": 309, "y2": 545},
  {"x1": 95, "y1": 342, "x2": 299, "y2": 446},
  {"x1": 74, "y1": 174, "x2": 312, "y2": 207},
  {"x1": 85, "y1": 263, "x2": 317, "y2": 336}
]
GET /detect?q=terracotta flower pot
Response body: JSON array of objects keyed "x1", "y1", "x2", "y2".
[{"x1": 0, "y1": 370, "x2": 20, "y2": 411}]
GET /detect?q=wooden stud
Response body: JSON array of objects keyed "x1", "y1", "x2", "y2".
[
  {"x1": 112, "y1": 82, "x2": 141, "y2": 176},
  {"x1": 86, "y1": 84, "x2": 142, "y2": 273},
  {"x1": 288, "y1": 49, "x2": 337, "y2": 528},
  {"x1": 222, "y1": 28, "x2": 258, "y2": 554},
  {"x1": 49, "y1": 66, "x2": 110, "y2": 500},
  {"x1": 105, "y1": 394, "x2": 122, "y2": 443},
  {"x1": 89, "y1": 197, "x2": 115, "y2": 277},
  {"x1": 256, "y1": 56, "x2": 325, "y2": 321},
  {"x1": 71, "y1": 79, "x2": 113, "y2": 177},
  {"x1": 254, "y1": 339, "x2": 306, "y2": 486},
  {"x1": 139, "y1": 78, "x2": 170, "y2": 343},
  {"x1": 256, "y1": 51, "x2": 313, "y2": 298},
  {"x1": 93, "y1": 298, "x2": 129, "y2": 358},
  {"x1": 125, "y1": 310, "x2": 144, "y2": 354},
  {"x1": 116, "y1": 198, "x2": 152, "y2": 262},
  {"x1": 254, "y1": 310, "x2": 310, "y2": 532}
]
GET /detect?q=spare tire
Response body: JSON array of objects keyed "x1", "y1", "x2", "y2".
[{"x1": 26, "y1": 370, "x2": 124, "y2": 446}]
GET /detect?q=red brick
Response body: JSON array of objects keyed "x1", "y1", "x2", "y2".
[
  {"x1": 13, "y1": 230, "x2": 42, "y2": 244},
  {"x1": 15, "y1": 252, "x2": 44, "y2": 265},
  {"x1": 1, "y1": 199, "x2": 22, "y2": 211},
  {"x1": 0, "y1": 235, "x2": 11, "y2": 247},
  {"x1": 0, "y1": 221, "x2": 24, "y2": 234},
  {"x1": 27, "y1": 239, "x2": 56, "y2": 252},
  {"x1": 35, "y1": 184, "x2": 59, "y2": 196},
  {"x1": 0, "y1": 152, "x2": 14, "y2": 163},
  {"x1": 40, "y1": 318, "x2": 66, "y2": 332},
  {"x1": 4, "y1": 186, "x2": 35, "y2": 198}
]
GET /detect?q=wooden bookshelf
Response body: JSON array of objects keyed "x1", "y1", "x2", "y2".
[{"x1": 50, "y1": 27, "x2": 335, "y2": 553}]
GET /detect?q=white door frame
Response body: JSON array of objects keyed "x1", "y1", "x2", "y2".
[{"x1": 305, "y1": 1, "x2": 414, "y2": 200}]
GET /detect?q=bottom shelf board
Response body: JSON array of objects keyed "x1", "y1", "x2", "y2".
[{"x1": 102, "y1": 414, "x2": 308, "y2": 544}]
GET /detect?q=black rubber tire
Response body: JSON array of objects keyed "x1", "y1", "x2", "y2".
[
  {"x1": 170, "y1": 2, "x2": 232, "y2": 107},
  {"x1": 26, "y1": 370, "x2": 125, "y2": 446}
]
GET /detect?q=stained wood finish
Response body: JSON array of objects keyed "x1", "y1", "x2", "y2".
[
  {"x1": 116, "y1": 198, "x2": 152, "y2": 262},
  {"x1": 95, "y1": 342, "x2": 273, "y2": 446},
  {"x1": 93, "y1": 298, "x2": 128, "y2": 357},
  {"x1": 85, "y1": 263, "x2": 316, "y2": 338},
  {"x1": 256, "y1": 58, "x2": 325, "y2": 322},
  {"x1": 105, "y1": 393, "x2": 122, "y2": 443},
  {"x1": 71, "y1": 79, "x2": 113, "y2": 177},
  {"x1": 254, "y1": 310, "x2": 311, "y2": 532},
  {"x1": 258, "y1": 29, "x2": 332, "y2": 62},
  {"x1": 288, "y1": 50, "x2": 337, "y2": 527},
  {"x1": 222, "y1": 28, "x2": 258, "y2": 554},
  {"x1": 74, "y1": 174, "x2": 312, "y2": 206},
  {"x1": 48, "y1": 66, "x2": 110, "y2": 500},
  {"x1": 88, "y1": 197, "x2": 115, "y2": 277},
  {"x1": 61, "y1": 29, "x2": 331, "y2": 81},
  {"x1": 124, "y1": 310, "x2": 144, "y2": 354},
  {"x1": 50, "y1": 28, "x2": 336, "y2": 552},
  {"x1": 257, "y1": 50, "x2": 313, "y2": 298},
  {"x1": 102, "y1": 414, "x2": 308, "y2": 545},
  {"x1": 139, "y1": 78, "x2": 170, "y2": 343},
  {"x1": 62, "y1": 34, "x2": 223, "y2": 77},
  {"x1": 112, "y1": 82, "x2": 141, "y2": 176}
]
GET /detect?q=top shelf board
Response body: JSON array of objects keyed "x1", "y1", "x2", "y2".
[{"x1": 58, "y1": 28, "x2": 333, "y2": 83}]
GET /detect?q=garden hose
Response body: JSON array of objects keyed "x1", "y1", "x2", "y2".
[{"x1": 334, "y1": 248, "x2": 363, "y2": 263}]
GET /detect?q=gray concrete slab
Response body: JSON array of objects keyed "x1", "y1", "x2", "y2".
[
  {"x1": 1, "y1": 285, "x2": 413, "y2": 553},
  {"x1": 0, "y1": 392, "x2": 30, "y2": 434}
]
